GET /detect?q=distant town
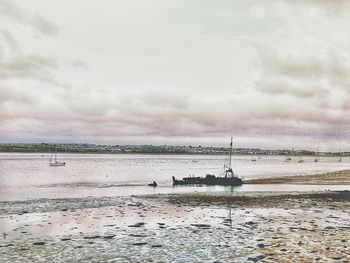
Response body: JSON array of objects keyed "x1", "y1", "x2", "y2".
[{"x1": 0, "y1": 143, "x2": 348, "y2": 156}]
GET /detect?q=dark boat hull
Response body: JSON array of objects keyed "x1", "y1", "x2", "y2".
[
  {"x1": 172, "y1": 175, "x2": 243, "y2": 186},
  {"x1": 172, "y1": 137, "x2": 242, "y2": 187}
]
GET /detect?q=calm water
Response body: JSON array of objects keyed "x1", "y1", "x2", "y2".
[{"x1": 1, "y1": 153, "x2": 350, "y2": 201}]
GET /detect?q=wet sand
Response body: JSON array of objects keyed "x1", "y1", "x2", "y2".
[
  {"x1": 0, "y1": 191, "x2": 349, "y2": 262},
  {"x1": 244, "y1": 169, "x2": 350, "y2": 185}
]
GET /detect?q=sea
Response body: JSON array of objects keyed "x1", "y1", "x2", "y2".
[{"x1": 1, "y1": 153, "x2": 350, "y2": 201}]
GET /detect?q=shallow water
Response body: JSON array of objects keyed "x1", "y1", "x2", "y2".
[{"x1": 1, "y1": 153, "x2": 350, "y2": 201}]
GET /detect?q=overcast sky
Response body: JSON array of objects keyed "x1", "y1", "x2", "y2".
[{"x1": 1, "y1": 0, "x2": 350, "y2": 150}]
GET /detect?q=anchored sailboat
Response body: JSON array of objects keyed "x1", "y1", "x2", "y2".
[
  {"x1": 172, "y1": 137, "x2": 243, "y2": 186},
  {"x1": 338, "y1": 150, "x2": 343, "y2": 163},
  {"x1": 314, "y1": 148, "x2": 320, "y2": 162},
  {"x1": 49, "y1": 149, "x2": 66, "y2": 167}
]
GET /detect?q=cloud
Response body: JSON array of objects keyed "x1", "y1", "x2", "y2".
[
  {"x1": 0, "y1": 54, "x2": 57, "y2": 79},
  {"x1": 0, "y1": 1, "x2": 59, "y2": 80},
  {"x1": 0, "y1": 21, "x2": 68, "y2": 89},
  {"x1": 0, "y1": 0, "x2": 350, "y2": 150},
  {"x1": 1, "y1": 83, "x2": 350, "y2": 150},
  {"x1": 259, "y1": 83, "x2": 328, "y2": 99},
  {"x1": 0, "y1": 0, "x2": 58, "y2": 35},
  {"x1": 0, "y1": 85, "x2": 346, "y2": 138},
  {"x1": 295, "y1": 0, "x2": 350, "y2": 14},
  {"x1": 253, "y1": 39, "x2": 350, "y2": 116},
  {"x1": 31, "y1": 14, "x2": 58, "y2": 35},
  {"x1": 71, "y1": 60, "x2": 88, "y2": 69},
  {"x1": 0, "y1": 29, "x2": 18, "y2": 53},
  {"x1": 0, "y1": 51, "x2": 66, "y2": 89}
]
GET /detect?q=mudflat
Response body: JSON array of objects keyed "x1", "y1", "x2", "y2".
[
  {"x1": 244, "y1": 169, "x2": 350, "y2": 185},
  {"x1": 0, "y1": 190, "x2": 349, "y2": 262}
]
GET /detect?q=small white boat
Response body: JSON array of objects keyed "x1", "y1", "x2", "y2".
[
  {"x1": 338, "y1": 150, "x2": 343, "y2": 163},
  {"x1": 49, "y1": 149, "x2": 66, "y2": 166},
  {"x1": 251, "y1": 157, "x2": 257, "y2": 162},
  {"x1": 298, "y1": 156, "x2": 304, "y2": 163}
]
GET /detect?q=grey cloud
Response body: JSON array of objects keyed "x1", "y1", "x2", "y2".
[
  {"x1": 258, "y1": 80, "x2": 330, "y2": 100},
  {"x1": 31, "y1": 14, "x2": 58, "y2": 35},
  {"x1": 0, "y1": 84, "x2": 36, "y2": 109},
  {"x1": 1, "y1": 85, "x2": 350, "y2": 149},
  {"x1": 0, "y1": 53, "x2": 73, "y2": 91},
  {"x1": 253, "y1": 40, "x2": 350, "y2": 106},
  {"x1": 5, "y1": 111, "x2": 349, "y2": 146},
  {"x1": 1, "y1": 87, "x2": 346, "y2": 139},
  {"x1": 275, "y1": 59, "x2": 349, "y2": 83},
  {"x1": 0, "y1": 29, "x2": 18, "y2": 53},
  {"x1": 1, "y1": 0, "x2": 350, "y2": 149},
  {"x1": 0, "y1": 0, "x2": 25, "y2": 22},
  {"x1": 0, "y1": 0, "x2": 58, "y2": 35},
  {"x1": 294, "y1": 0, "x2": 350, "y2": 14},
  {"x1": 71, "y1": 60, "x2": 89, "y2": 69},
  {"x1": 0, "y1": 24, "x2": 58, "y2": 83},
  {"x1": 140, "y1": 90, "x2": 189, "y2": 110},
  {"x1": 0, "y1": 54, "x2": 58, "y2": 81}
]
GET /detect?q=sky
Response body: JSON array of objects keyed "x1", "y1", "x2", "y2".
[{"x1": 1, "y1": 0, "x2": 350, "y2": 150}]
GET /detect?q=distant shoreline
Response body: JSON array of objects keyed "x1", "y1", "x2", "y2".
[
  {"x1": 0, "y1": 143, "x2": 348, "y2": 156},
  {"x1": 0, "y1": 151, "x2": 347, "y2": 157}
]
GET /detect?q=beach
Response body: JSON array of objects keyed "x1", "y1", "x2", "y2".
[{"x1": 1, "y1": 189, "x2": 349, "y2": 262}]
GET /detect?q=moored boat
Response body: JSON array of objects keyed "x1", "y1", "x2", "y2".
[
  {"x1": 172, "y1": 137, "x2": 243, "y2": 187},
  {"x1": 49, "y1": 148, "x2": 66, "y2": 167},
  {"x1": 148, "y1": 181, "x2": 157, "y2": 187}
]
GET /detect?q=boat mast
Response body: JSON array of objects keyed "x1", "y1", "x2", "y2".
[
  {"x1": 55, "y1": 148, "x2": 57, "y2": 163},
  {"x1": 49, "y1": 152, "x2": 53, "y2": 163},
  {"x1": 229, "y1": 136, "x2": 233, "y2": 169}
]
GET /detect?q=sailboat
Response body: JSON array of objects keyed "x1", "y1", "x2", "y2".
[
  {"x1": 285, "y1": 149, "x2": 293, "y2": 162},
  {"x1": 49, "y1": 149, "x2": 66, "y2": 166},
  {"x1": 339, "y1": 155, "x2": 343, "y2": 163},
  {"x1": 314, "y1": 148, "x2": 320, "y2": 162},
  {"x1": 298, "y1": 156, "x2": 304, "y2": 163},
  {"x1": 251, "y1": 156, "x2": 257, "y2": 162},
  {"x1": 172, "y1": 137, "x2": 243, "y2": 186}
]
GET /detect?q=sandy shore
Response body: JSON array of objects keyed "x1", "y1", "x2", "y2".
[
  {"x1": 244, "y1": 169, "x2": 350, "y2": 185},
  {"x1": 0, "y1": 190, "x2": 349, "y2": 262}
]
